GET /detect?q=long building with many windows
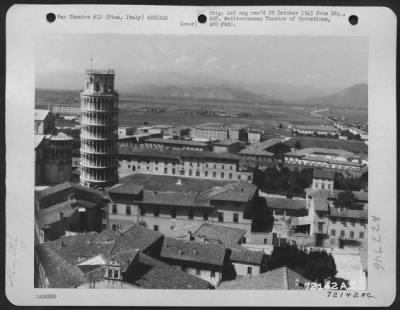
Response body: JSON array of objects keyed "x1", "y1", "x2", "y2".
[{"x1": 118, "y1": 147, "x2": 253, "y2": 182}]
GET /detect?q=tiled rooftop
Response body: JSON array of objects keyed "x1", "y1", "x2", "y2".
[
  {"x1": 36, "y1": 227, "x2": 211, "y2": 289},
  {"x1": 218, "y1": 267, "x2": 309, "y2": 290},
  {"x1": 198, "y1": 182, "x2": 257, "y2": 203},
  {"x1": 193, "y1": 223, "x2": 246, "y2": 245},
  {"x1": 35, "y1": 182, "x2": 107, "y2": 209},
  {"x1": 160, "y1": 237, "x2": 227, "y2": 267},
  {"x1": 108, "y1": 182, "x2": 144, "y2": 195},
  {"x1": 229, "y1": 247, "x2": 264, "y2": 265},
  {"x1": 141, "y1": 191, "x2": 212, "y2": 208},
  {"x1": 118, "y1": 173, "x2": 232, "y2": 194},
  {"x1": 133, "y1": 253, "x2": 211, "y2": 289}
]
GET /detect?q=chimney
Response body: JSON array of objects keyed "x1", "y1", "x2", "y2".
[
  {"x1": 59, "y1": 240, "x2": 65, "y2": 248},
  {"x1": 193, "y1": 249, "x2": 198, "y2": 255},
  {"x1": 176, "y1": 179, "x2": 182, "y2": 186},
  {"x1": 178, "y1": 249, "x2": 182, "y2": 255}
]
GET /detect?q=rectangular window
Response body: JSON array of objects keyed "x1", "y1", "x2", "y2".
[
  {"x1": 359, "y1": 231, "x2": 364, "y2": 239},
  {"x1": 221, "y1": 172, "x2": 225, "y2": 179},
  {"x1": 210, "y1": 271, "x2": 215, "y2": 278},
  {"x1": 247, "y1": 267, "x2": 252, "y2": 275},
  {"x1": 213, "y1": 171, "x2": 216, "y2": 178},
  {"x1": 242, "y1": 236, "x2": 246, "y2": 244},
  {"x1": 172, "y1": 168, "x2": 176, "y2": 175},
  {"x1": 264, "y1": 238, "x2": 267, "y2": 245},
  {"x1": 112, "y1": 224, "x2": 117, "y2": 231},
  {"x1": 154, "y1": 208, "x2": 159, "y2": 217},
  {"x1": 205, "y1": 171, "x2": 208, "y2": 177},
  {"x1": 331, "y1": 229, "x2": 336, "y2": 236},
  {"x1": 350, "y1": 231, "x2": 354, "y2": 239},
  {"x1": 171, "y1": 209, "x2": 176, "y2": 219},
  {"x1": 188, "y1": 210, "x2": 194, "y2": 219},
  {"x1": 114, "y1": 270, "x2": 119, "y2": 278},
  {"x1": 108, "y1": 269, "x2": 113, "y2": 278},
  {"x1": 196, "y1": 269, "x2": 201, "y2": 275},
  {"x1": 154, "y1": 225, "x2": 159, "y2": 231},
  {"x1": 102, "y1": 223, "x2": 107, "y2": 230},
  {"x1": 164, "y1": 167, "x2": 168, "y2": 174},
  {"x1": 229, "y1": 173, "x2": 232, "y2": 179},
  {"x1": 140, "y1": 207, "x2": 146, "y2": 216},
  {"x1": 233, "y1": 213, "x2": 239, "y2": 223},
  {"x1": 112, "y1": 204, "x2": 117, "y2": 214},
  {"x1": 318, "y1": 222, "x2": 324, "y2": 232},
  {"x1": 203, "y1": 211, "x2": 208, "y2": 221},
  {"x1": 222, "y1": 165, "x2": 224, "y2": 169},
  {"x1": 340, "y1": 230, "x2": 345, "y2": 237},
  {"x1": 218, "y1": 212, "x2": 224, "y2": 222},
  {"x1": 126, "y1": 205, "x2": 131, "y2": 215}
]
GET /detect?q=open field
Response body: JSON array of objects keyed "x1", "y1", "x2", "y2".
[
  {"x1": 318, "y1": 107, "x2": 368, "y2": 125},
  {"x1": 285, "y1": 137, "x2": 368, "y2": 155},
  {"x1": 36, "y1": 89, "x2": 348, "y2": 133}
]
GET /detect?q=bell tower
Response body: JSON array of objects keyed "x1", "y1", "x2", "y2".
[{"x1": 80, "y1": 68, "x2": 119, "y2": 189}]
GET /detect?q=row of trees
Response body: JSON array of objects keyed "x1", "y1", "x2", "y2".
[
  {"x1": 267, "y1": 244, "x2": 338, "y2": 284},
  {"x1": 253, "y1": 166, "x2": 368, "y2": 196},
  {"x1": 253, "y1": 167, "x2": 313, "y2": 197}
]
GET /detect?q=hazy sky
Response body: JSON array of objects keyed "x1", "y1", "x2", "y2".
[{"x1": 36, "y1": 34, "x2": 368, "y2": 90}]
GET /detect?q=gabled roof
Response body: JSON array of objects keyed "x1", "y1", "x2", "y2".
[
  {"x1": 193, "y1": 223, "x2": 246, "y2": 245},
  {"x1": 229, "y1": 247, "x2": 264, "y2": 265},
  {"x1": 218, "y1": 267, "x2": 309, "y2": 290},
  {"x1": 133, "y1": 253, "x2": 211, "y2": 289},
  {"x1": 108, "y1": 183, "x2": 144, "y2": 195},
  {"x1": 160, "y1": 238, "x2": 227, "y2": 267},
  {"x1": 35, "y1": 182, "x2": 107, "y2": 209},
  {"x1": 110, "y1": 225, "x2": 163, "y2": 254}
]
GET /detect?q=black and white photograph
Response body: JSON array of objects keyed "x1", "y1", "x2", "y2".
[
  {"x1": 33, "y1": 34, "x2": 369, "y2": 290},
  {"x1": 5, "y1": 4, "x2": 396, "y2": 307}
]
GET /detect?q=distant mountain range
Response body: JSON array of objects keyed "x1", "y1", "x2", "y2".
[
  {"x1": 36, "y1": 70, "x2": 367, "y2": 106},
  {"x1": 294, "y1": 84, "x2": 368, "y2": 107}
]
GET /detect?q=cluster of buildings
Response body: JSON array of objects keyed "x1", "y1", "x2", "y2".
[
  {"x1": 35, "y1": 109, "x2": 74, "y2": 185},
  {"x1": 292, "y1": 122, "x2": 368, "y2": 142},
  {"x1": 284, "y1": 147, "x2": 368, "y2": 176},
  {"x1": 34, "y1": 68, "x2": 369, "y2": 290}
]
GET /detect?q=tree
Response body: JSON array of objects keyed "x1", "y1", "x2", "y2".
[
  {"x1": 294, "y1": 140, "x2": 302, "y2": 150},
  {"x1": 268, "y1": 244, "x2": 337, "y2": 284},
  {"x1": 334, "y1": 190, "x2": 361, "y2": 209},
  {"x1": 250, "y1": 197, "x2": 273, "y2": 232}
]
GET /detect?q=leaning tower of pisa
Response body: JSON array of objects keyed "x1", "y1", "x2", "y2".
[{"x1": 80, "y1": 68, "x2": 119, "y2": 189}]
